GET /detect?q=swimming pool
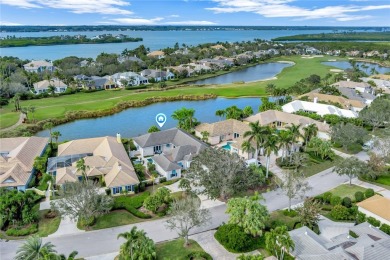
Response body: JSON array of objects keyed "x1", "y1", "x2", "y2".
[
  {"x1": 222, "y1": 142, "x2": 233, "y2": 151},
  {"x1": 147, "y1": 158, "x2": 154, "y2": 163}
]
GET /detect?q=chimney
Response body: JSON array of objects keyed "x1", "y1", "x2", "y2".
[
  {"x1": 116, "y1": 133, "x2": 121, "y2": 143},
  {"x1": 313, "y1": 97, "x2": 318, "y2": 103}
]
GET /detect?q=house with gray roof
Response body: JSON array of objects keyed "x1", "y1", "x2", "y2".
[
  {"x1": 338, "y1": 87, "x2": 376, "y2": 105},
  {"x1": 290, "y1": 223, "x2": 390, "y2": 260},
  {"x1": 140, "y1": 69, "x2": 174, "y2": 82},
  {"x1": 133, "y1": 128, "x2": 206, "y2": 180}
]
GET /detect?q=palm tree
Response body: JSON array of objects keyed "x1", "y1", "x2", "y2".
[
  {"x1": 243, "y1": 121, "x2": 268, "y2": 157},
  {"x1": 171, "y1": 107, "x2": 197, "y2": 131},
  {"x1": 48, "y1": 85, "x2": 56, "y2": 96},
  {"x1": 59, "y1": 251, "x2": 79, "y2": 260},
  {"x1": 241, "y1": 140, "x2": 255, "y2": 160},
  {"x1": 15, "y1": 235, "x2": 57, "y2": 260},
  {"x1": 263, "y1": 134, "x2": 279, "y2": 178},
  {"x1": 286, "y1": 123, "x2": 302, "y2": 160},
  {"x1": 242, "y1": 106, "x2": 253, "y2": 118},
  {"x1": 43, "y1": 122, "x2": 54, "y2": 146},
  {"x1": 265, "y1": 226, "x2": 295, "y2": 260},
  {"x1": 303, "y1": 123, "x2": 318, "y2": 145},
  {"x1": 117, "y1": 226, "x2": 155, "y2": 260},
  {"x1": 28, "y1": 106, "x2": 36, "y2": 123},
  {"x1": 225, "y1": 105, "x2": 242, "y2": 120},
  {"x1": 76, "y1": 158, "x2": 89, "y2": 182},
  {"x1": 51, "y1": 131, "x2": 62, "y2": 146},
  {"x1": 201, "y1": 131, "x2": 209, "y2": 142},
  {"x1": 277, "y1": 130, "x2": 293, "y2": 162}
]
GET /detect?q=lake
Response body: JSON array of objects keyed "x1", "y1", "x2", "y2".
[
  {"x1": 36, "y1": 97, "x2": 268, "y2": 141},
  {"x1": 2, "y1": 29, "x2": 341, "y2": 60},
  {"x1": 193, "y1": 62, "x2": 293, "y2": 85},
  {"x1": 322, "y1": 61, "x2": 390, "y2": 75}
]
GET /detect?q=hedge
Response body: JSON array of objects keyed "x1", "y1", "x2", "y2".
[
  {"x1": 365, "y1": 189, "x2": 375, "y2": 198},
  {"x1": 113, "y1": 192, "x2": 152, "y2": 219},
  {"x1": 354, "y1": 191, "x2": 364, "y2": 202},
  {"x1": 6, "y1": 224, "x2": 38, "y2": 236},
  {"x1": 186, "y1": 252, "x2": 212, "y2": 260},
  {"x1": 367, "y1": 216, "x2": 381, "y2": 227},
  {"x1": 214, "y1": 224, "x2": 260, "y2": 253},
  {"x1": 380, "y1": 224, "x2": 390, "y2": 235}
]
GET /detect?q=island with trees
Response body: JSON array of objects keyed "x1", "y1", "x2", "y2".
[
  {"x1": 0, "y1": 34, "x2": 143, "y2": 48},
  {"x1": 272, "y1": 32, "x2": 390, "y2": 41}
]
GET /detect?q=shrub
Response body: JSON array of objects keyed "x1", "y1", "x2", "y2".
[
  {"x1": 356, "y1": 212, "x2": 366, "y2": 224},
  {"x1": 342, "y1": 197, "x2": 352, "y2": 208},
  {"x1": 380, "y1": 224, "x2": 390, "y2": 235},
  {"x1": 159, "y1": 177, "x2": 167, "y2": 183},
  {"x1": 367, "y1": 217, "x2": 381, "y2": 227},
  {"x1": 6, "y1": 224, "x2": 38, "y2": 236},
  {"x1": 349, "y1": 230, "x2": 359, "y2": 238},
  {"x1": 105, "y1": 188, "x2": 111, "y2": 196},
  {"x1": 283, "y1": 209, "x2": 298, "y2": 217},
  {"x1": 214, "y1": 224, "x2": 259, "y2": 252},
  {"x1": 113, "y1": 192, "x2": 152, "y2": 219},
  {"x1": 323, "y1": 192, "x2": 332, "y2": 204},
  {"x1": 330, "y1": 196, "x2": 342, "y2": 206},
  {"x1": 143, "y1": 187, "x2": 171, "y2": 213},
  {"x1": 330, "y1": 205, "x2": 350, "y2": 220},
  {"x1": 354, "y1": 191, "x2": 364, "y2": 202},
  {"x1": 79, "y1": 216, "x2": 95, "y2": 227},
  {"x1": 163, "y1": 179, "x2": 179, "y2": 185},
  {"x1": 365, "y1": 189, "x2": 375, "y2": 198},
  {"x1": 186, "y1": 252, "x2": 212, "y2": 260},
  {"x1": 139, "y1": 182, "x2": 146, "y2": 192},
  {"x1": 314, "y1": 195, "x2": 323, "y2": 203}
]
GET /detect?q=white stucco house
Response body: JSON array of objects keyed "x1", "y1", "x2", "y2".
[
  {"x1": 132, "y1": 128, "x2": 206, "y2": 180},
  {"x1": 110, "y1": 72, "x2": 149, "y2": 87},
  {"x1": 282, "y1": 100, "x2": 358, "y2": 118},
  {"x1": 33, "y1": 78, "x2": 68, "y2": 94},
  {"x1": 23, "y1": 60, "x2": 55, "y2": 73}
]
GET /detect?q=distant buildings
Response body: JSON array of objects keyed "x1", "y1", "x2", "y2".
[
  {"x1": 299, "y1": 92, "x2": 366, "y2": 112},
  {"x1": 133, "y1": 128, "x2": 206, "y2": 180},
  {"x1": 140, "y1": 69, "x2": 174, "y2": 82},
  {"x1": 282, "y1": 100, "x2": 358, "y2": 118},
  {"x1": 333, "y1": 80, "x2": 377, "y2": 105},
  {"x1": 0, "y1": 137, "x2": 49, "y2": 191},
  {"x1": 23, "y1": 60, "x2": 55, "y2": 73},
  {"x1": 33, "y1": 78, "x2": 68, "y2": 94},
  {"x1": 147, "y1": 50, "x2": 165, "y2": 59}
]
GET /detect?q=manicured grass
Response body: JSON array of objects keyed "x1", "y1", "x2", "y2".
[
  {"x1": 0, "y1": 55, "x2": 336, "y2": 129},
  {"x1": 358, "y1": 177, "x2": 390, "y2": 191},
  {"x1": 267, "y1": 210, "x2": 300, "y2": 231},
  {"x1": 156, "y1": 238, "x2": 211, "y2": 260},
  {"x1": 89, "y1": 210, "x2": 146, "y2": 230},
  {"x1": 302, "y1": 155, "x2": 342, "y2": 177},
  {"x1": 37, "y1": 210, "x2": 61, "y2": 237},
  {"x1": 327, "y1": 184, "x2": 367, "y2": 200},
  {"x1": 333, "y1": 145, "x2": 363, "y2": 155},
  {"x1": 375, "y1": 175, "x2": 390, "y2": 186}
]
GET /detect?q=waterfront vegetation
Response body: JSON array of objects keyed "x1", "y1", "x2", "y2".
[
  {"x1": 0, "y1": 55, "x2": 337, "y2": 132},
  {"x1": 273, "y1": 32, "x2": 390, "y2": 41},
  {"x1": 0, "y1": 35, "x2": 143, "y2": 48}
]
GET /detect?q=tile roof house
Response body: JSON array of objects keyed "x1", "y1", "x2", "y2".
[
  {"x1": 357, "y1": 195, "x2": 390, "y2": 225},
  {"x1": 49, "y1": 136, "x2": 139, "y2": 195},
  {"x1": 0, "y1": 137, "x2": 49, "y2": 191},
  {"x1": 298, "y1": 92, "x2": 366, "y2": 112},
  {"x1": 133, "y1": 128, "x2": 207, "y2": 180},
  {"x1": 245, "y1": 110, "x2": 331, "y2": 140},
  {"x1": 23, "y1": 60, "x2": 55, "y2": 73},
  {"x1": 290, "y1": 223, "x2": 390, "y2": 260},
  {"x1": 147, "y1": 50, "x2": 165, "y2": 59},
  {"x1": 33, "y1": 78, "x2": 68, "y2": 94},
  {"x1": 282, "y1": 100, "x2": 358, "y2": 118}
]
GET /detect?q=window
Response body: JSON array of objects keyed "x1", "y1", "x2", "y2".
[
  {"x1": 113, "y1": 187, "x2": 123, "y2": 194},
  {"x1": 166, "y1": 144, "x2": 170, "y2": 148},
  {"x1": 125, "y1": 185, "x2": 133, "y2": 192},
  {"x1": 276, "y1": 121, "x2": 282, "y2": 127},
  {"x1": 170, "y1": 170, "x2": 178, "y2": 178},
  {"x1": 154, "y1": 145, "x2": 162, "y2": 153},
  {"x1": 234, "y1": 133, "x2": 240, "y2": 138}
]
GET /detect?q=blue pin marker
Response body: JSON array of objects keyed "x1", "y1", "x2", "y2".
[{"x1": 156, "y1": 113, "x2": 167, "y2": 128}]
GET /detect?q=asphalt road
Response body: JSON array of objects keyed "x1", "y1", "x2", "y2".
[{"x1": 0, "y1": 169, "x2": 348, "y2": 260}]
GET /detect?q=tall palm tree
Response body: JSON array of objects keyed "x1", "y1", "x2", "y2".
[
  {"x1": 243, "y1": 121, "x2": 268, "y2": 157},
  {"x1": 278, "y1": 130, "x2": 293, "y2": 162},
  {"x1": 76, "y1": 158, "x2": 89, "y2": 182},
  {"x1": 51, "y1": 131, "x2": 62, "y2": 146},
  {"x1": 117, "y1": 226, "x2": 143, "y2": 260},
  {"x1": 286, "y1": 123, "x2": 302, "y2": 160},
  {"x1": 265, "y1": 226, "x2": 295, "y2": 260},
  {"x1": 241, "y1": 140, "x2": 255, "y2": 160},
  {"x1": 225, "y1": 105, "x2": 242, "y2": 120},
  {"x1": 15, "y1": 235, "x2": 57, "y2": 260},
  {"x1": 28, "y1": 106, "x2": 36, "y2": 123},
  {"x1": 303, "y1": 123, "x2": 318, "y2": 145},
  {"x1": 43, "y1": 122, "x2": 54, "y2": 146},
  {"x1": 263, "y1": 134, "x2": 279, "y2": 178}
]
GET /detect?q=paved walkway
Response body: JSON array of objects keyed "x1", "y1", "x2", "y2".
[
  {"x1": 49, "y1": 216, "x2": 85, "y2": 237},
  {"x1": 190, "y1": 230, "x2": 260, "y2": 260}
]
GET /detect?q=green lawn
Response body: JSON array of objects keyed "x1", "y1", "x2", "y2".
[
  {"x1": 37, "y1": 210, "x2": 61, "y2": 237},
  {"x1": 333, "y1": 145, "x2": 363, "y2": 155},
  {"x1": 375, "y1": 175, "x2": 390, "y2": 186},
  {"x1": 327, "y1": 184, "x2": 367, "y2": 200},
  {"x1": 302, "y1": 155, "x2": 343, "y2": 177},
  {"x1": 89, "y1": 210, "x2": 147, "y2": 230},
  {"x1": 0, "y1": 55, "x2": 337, "y2": 130},
  {"x1": 268, "y1": 210, "x2": 300, "y2": 231},
  {"x1": 156, "y1": 238, "x2": 211, "y2": 260}
]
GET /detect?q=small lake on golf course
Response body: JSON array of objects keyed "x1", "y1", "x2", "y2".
[
  {"x1": 36, "y1": 97, "x2": 273, "y2": 141},
  {"x1": 192, "y1": 62, "x2": 293, "y2": 85},
  {"x1": 321, "y1": 61, "x2": 390, "y2": 75}
]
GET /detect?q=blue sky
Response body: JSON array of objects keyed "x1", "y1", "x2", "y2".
[{"x1": 1, "y1": 0, "x2": 390, "y2": 26}]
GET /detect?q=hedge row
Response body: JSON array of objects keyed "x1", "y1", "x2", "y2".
[
  {"x1": 6, "y1": 224, "x2": 38, "y2": 236},
  {"x1": 113, "y1": 192, "x2": 152, "y2": 219}
]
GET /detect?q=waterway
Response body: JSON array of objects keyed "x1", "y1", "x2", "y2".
[
  {"x1": 36, "y1": 97, "x2": 268, "y2": 141},
  {"x1": 322, "y1": 61, "x2": 390, "y2": 75},
  {"x1": 2, "y1": 29, "x2": 344, "y2": 60},
  {"x1": 193, "y1": 62, "x2": 293, "y2": 85}
]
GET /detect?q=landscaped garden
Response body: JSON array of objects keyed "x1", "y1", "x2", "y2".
[{"x1": 156, "y1": 238, "x2": 211, "y2": 260}]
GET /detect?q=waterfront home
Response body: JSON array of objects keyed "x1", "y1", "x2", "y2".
[
  {"x1": 357, "y1": 195, "x2": 390, "y2": 225},
  {"x1": 102, "y1": 76, "x2": 120, "y2": 90},
  {"x1": 23, "y1": 60, "x2": 55, "y2": 73},
  {"x1": 147, "y1": 50, "x2": 165, "y2": 59},
  {"x1": 186, "y1": 63, "x2": 212, "y2": 73},
  {"x1": 132, "y1": 128, "x2": 206, "y2": 180},
  {"x1": 194, "y1": 119, "x2": 257, "y2": 160},
  {"x1": 338, "y1": 87, "x2": 376, "y2": 105},
  {"x1": 298, "y1": 92, "x2": 366, "y2": 112},
  {"x1": 333, "y1": 80, "x2": 374, "y2": 95},
  {"x1": 361, "y1": 77, "x2": 390, "y2": 94},
  {"x1": 198, "y1": 58, "x2": 234, "y2": 69},
  {"x1": 48, "y1": 136, "x2": 139, "y2": 195},
  {"x1": 282, "y1": 100, "x2": 358, "y2": 118},
  {"x1": 289, "y1": 223, "x2": 390, "y2": 260},
  {"x1": 33, "y1": 78, "x2": 68, "y2": 94},
  {"x1": 110, "y1": 72, "x2": 149, "y2": 87},
  {"x1": 0, "y1": 137, "x2": 49, "y2": 191},
  {"x1": 73, "y1": 75, "x2": 114, "y2": 90},
  {"x1": 140, "y1": 69, "x2": 174, "y2": 82},
  {"x1": 244, "y1": 110, "x2": 331, "y2": 140},
  {"x1": 167, "y1": 65, "x2": 194, "y2": 77}
]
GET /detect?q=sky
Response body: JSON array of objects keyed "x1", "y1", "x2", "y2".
[{"x1": 1, "y1": 0, "x2": 390, "y2": 27}]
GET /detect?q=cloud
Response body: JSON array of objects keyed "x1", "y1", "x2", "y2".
[
  {"x1": 207, "y1": 0, "x2": 390, "y2": 21},
  {"x1": 2, "y1": 0, "x2": 132, "y2": 15},
  {"x1": 0, "y1": 21, "x2": 23, "y2": 25},
  {"x1": 168, "y1": 14, "x2": 180, "y2": 18}
]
